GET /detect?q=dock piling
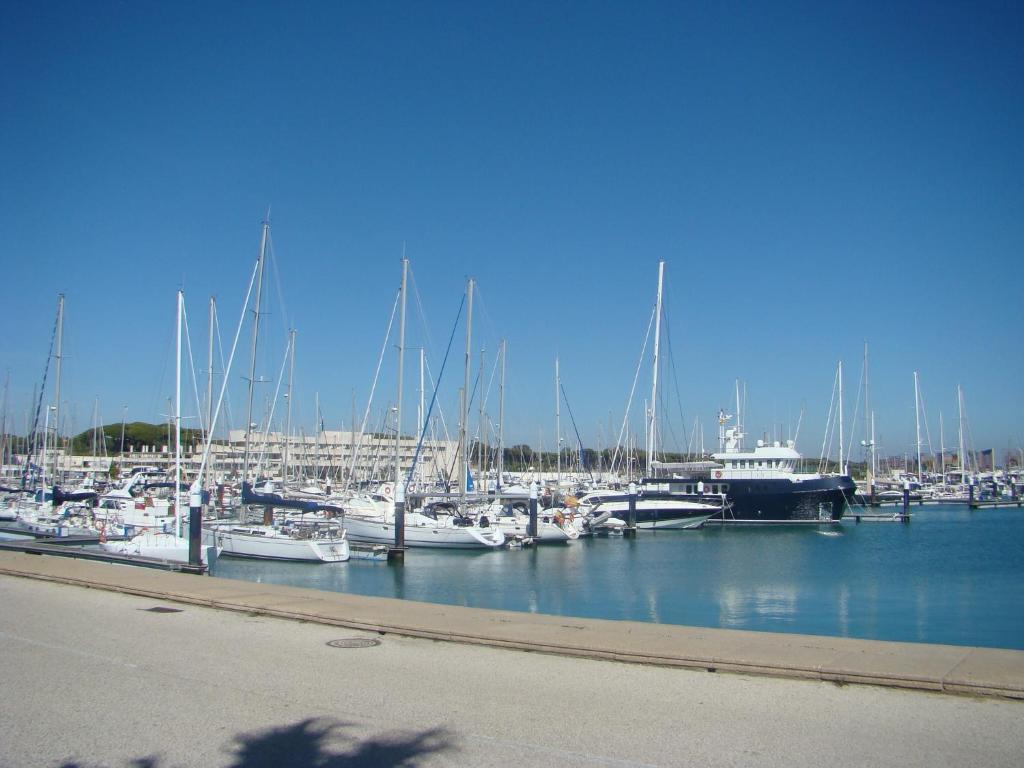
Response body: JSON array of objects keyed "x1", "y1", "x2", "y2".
[
  {"x1": 188, "y1": 486, "x2": 202, "y2": 568},
  {"x1": 624, "y1": 482, "x2": 637, "y2": 538},
  {"x1": 528, "y1": 482, "x2": 538, "y2": 539}
]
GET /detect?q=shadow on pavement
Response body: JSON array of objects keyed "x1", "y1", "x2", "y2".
[{"x1": 58, "y1": 717, "x2": 455, "y2": 768}]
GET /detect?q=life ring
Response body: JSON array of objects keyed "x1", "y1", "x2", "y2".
[
  {"x1": 382, "y1": 484, "x2": 393, "y2": 497},
  {"x1": 714, "y1": 471, "x2": 722, "y2": 479}
]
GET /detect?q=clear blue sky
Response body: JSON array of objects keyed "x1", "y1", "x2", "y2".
[{"x1": 2, "y1": 1, "x2": 1021, "y2": 462}]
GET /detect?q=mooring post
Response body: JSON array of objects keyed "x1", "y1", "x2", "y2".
[
  {"x1": 188, "y1": 485, "x2": 203, "y2": 568},
  {"x1": 624, "y1": 482, "x2": 637, "y2": 538},
  {"x1": 528, "y1": 481, "x2": 538, "y2": 539},
  {"x1": 902, "y1": 479, "x2": 910, "y2": 519},
  {"x1": 869, "y1": 480, "x2": 876, "y2": 507},
  {"x1": 969, "y1": 478, "x2": 975, "y2": 508},
  {"x1": 389, "y1": 483, "x2": 405, "y2": 564}
]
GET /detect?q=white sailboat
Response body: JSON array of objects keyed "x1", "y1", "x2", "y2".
[
  {"x1": 343, "y1": 265, "x2": 504, "y2": 550},
  {"x1": 102, "y1": 290, "x2": 219, "y2": 566},
  {"x1": 213, "y1": 219, "x2": 350, "y2": 563}
]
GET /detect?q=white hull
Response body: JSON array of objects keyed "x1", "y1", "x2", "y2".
[
  {"x1": 343, "y1": 513, "x2": 505, "y2": 549},
  {"x1": 577, "y1": 497, "x2": 714, "y2": 530},
  {"x1": 101, "y1": 531, "x2": 219, "y2": 565},
  {"x1": 492, "y1": 516, "x2": 579, "y2": 542},
  {"x1": 212, "y1": 526, "x2": 350, "y2": 562}
]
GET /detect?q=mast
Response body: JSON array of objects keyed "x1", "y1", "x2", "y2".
[
  {"x1": 394, "y1": 256, "x2": 408, "y2": 493},
  {"x1": 242, "y1": 219, "x2": 269, "y2": 486},
  {"x1": 939, "y1": 412, "x2": 945, "y2": 481},
  {"x1": 283, "y1": 328, "x2": 296, "y2": 484},
  {"x1": 864, "y1": 342, "x2": 872, "y2": 487},
  {"x1": 461, "y1": 278, "x2": 474, "y2": 509},
  {"x1": 870, "y1": 411, "x2": 877, "y2": 480},
  {"x1": 556, "y1": 356, "x2": 561, "y2": 488},
  {"x1": 53, "y1": 294, "x2": 64, "y2": 480},
  {"x1": 175, "y1": 290, "x2": 182, "y2": 538},
  {"x1": 735, "y1": 379, "x2": 742, "y2": 445},
  {"x1": 497, "y1": 340, "x2": 506, "y2": 501},
  {"x1": 206, "y1": 297, "x2": 215, "y2": 443},
  {"x1": 838, "y1": 360, "x2": 845, "y2": 474},
  {"x1": 647, "y1": 261, "x2": 664, "y2": 476},
  {"x1": 957, "y1": 384, "x2": 966, "y2": 482},
  {"x1": 478, "y1": 346, "x2": 486, "y2": 484},
  {"x1": 419, "y1": 348, "x2": 425, "y2": 487},
  {"x1": 913, "y1": 371, "x2": 922, "y2": 482}
]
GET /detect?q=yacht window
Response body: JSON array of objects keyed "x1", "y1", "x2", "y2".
[{"x1": 712, "y1": 484, "x2": 719, "y2": 494}]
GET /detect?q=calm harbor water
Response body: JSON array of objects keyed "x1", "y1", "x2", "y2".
[{"x1": 212, "y1": 504, "x2": 1024, "y2": 650}]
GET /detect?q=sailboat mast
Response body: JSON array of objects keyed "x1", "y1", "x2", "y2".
[
  {"x1": 939, "y1": 412, "x2": 945, "y2": 481},
  {"x1": 647, "y1": 261, "x2": 664, "y2": 476},
  {"x1": 418, "y1": 348, "x2": 425, "y2": 487},
  {"x1": 478, "y1": 347, "x2": 486, "y2": 484},
  {"x1": 206, "y1": 297, "x2": 215, "y2": 442},
  {"x1": 914, "y1": 371, "x2": 922, "y2": 482},
  {"x1": 556, "y1": 356, "x2": 561, "y2": 487},
  {"x1": 497, "y1": 340, "x2": 505, "y2": 500},
  {"x1": 838, "y1": 360, "x2": 844, "y2": 474},
  {"x1": 864, "y1": 342, "x2": 871, "y2": 486},
  {"x1": 51, "y1": 294, "x2": 64, "y2": 482},
  {"x1": 242, "y1": 220, "x2": 269, "y2": 485},
  {"x1": 175, "y1": 290, "x2": 183, "y2": 537},
  {"x1": 284, "y1": 328, "x2": 296, "y2": 483},
  {"x1": 461, "y1": 278, "x2": 474, "y2": 508},
  {"x1": 957, "y1": 384, "x2": 966, "y2": 481},
  {"x1": 394, "y1": 257, "x2": 408, "y2": 492}
]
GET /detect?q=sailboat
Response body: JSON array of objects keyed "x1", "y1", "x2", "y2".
[
  {"x1": 570, "y1": 262, "x2": 724, "y2": 531},
  {"x1": 102, "y1": 290, "x2": 219, "y2": 565},
  {"x1": 342, "y1": 265, "x2": 504, "y2": 549},
  {"x1": 210, "y1": 219, "x2": 350, "y2": 563}
]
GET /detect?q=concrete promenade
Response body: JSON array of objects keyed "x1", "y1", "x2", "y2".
[
  {"x1": 2, "y1": 550, "x2": 1022, "y2": 700},
  {"x1": 2, "y1": 550, "x2": 1024, "y2": 767}
]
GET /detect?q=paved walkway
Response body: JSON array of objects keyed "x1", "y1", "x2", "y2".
[{"x1": 2, "y1": 549, "x2": 1022, "y2": 700}]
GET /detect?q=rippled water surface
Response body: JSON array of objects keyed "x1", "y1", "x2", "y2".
[{"x1": 212, "y1": 505, "x2": 1024, "y2": 649}]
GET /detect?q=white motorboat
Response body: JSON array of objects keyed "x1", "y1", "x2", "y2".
[{"x1": 469, "y1": 502, "x2": 579, "y2": 543}]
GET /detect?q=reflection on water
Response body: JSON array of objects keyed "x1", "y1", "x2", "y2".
[{"x1": 212, "y1": 505, "x2": 1024, "y2": 650}]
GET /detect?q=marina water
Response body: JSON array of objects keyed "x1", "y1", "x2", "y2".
[{"x1": 212, "y1": 504, "x2": 1024, "y2": 651}]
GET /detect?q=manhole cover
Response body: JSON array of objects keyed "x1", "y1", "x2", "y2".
[
  {"x1": 142, "y1": 606, "x2": 184, "y2": 613},
  {"x1": 327, "y1": 637, "x2": 381, "y2": 649}
]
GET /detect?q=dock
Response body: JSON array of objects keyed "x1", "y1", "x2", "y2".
[{"x1": 0, "y1": 535, "x2": 206, "y2": 574}]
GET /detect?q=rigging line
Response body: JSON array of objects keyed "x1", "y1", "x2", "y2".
[
  {"x1": 193, "y1": 257, "x2": 260, "y2": 488},
  {"x1": 265, "y1": 230, "x2": 293, "y2": 337},
  {"x1": 26, "y1": 305, "x2": 59, "y2": 469},
  {"x1": 421, "y1": 354, "x2": 453, "y2": 445},
  {"x1": 345, "y1": 287, "x2": 401, "y2": 489},
  {"x1": 560, "y1": 381, "x2": 594, "y2": 482},
  {"x1": 180, "y1": 301, "x2": 206, "y2": 438},
  {"x1": 919, "y1": 387, "x2": 936, "y2": 456},
  {"x1": 610, "y1": 304, "x2": 657, "y2": 476},
  {"x1": 657, "y1": 310, "x2": 683, "y2": 457},
  {"x1": 214, "y1": 305, "x2": 236, "y2": 438},
  {"x1": 405, "y1": 294, "x2": 466, "y2": 489},
  {"x1": 253, "y1": 336, "x2": 292, "y2": 477},
  {"x1": 408, "y1": 266, "x2": 438, "y2": 363},
  {"x1": 819, "y1": 367, "x2": 838, "y2": 474},
  {"x1": 845, "y1": 361, "x2": 865, "y2": 468}
]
